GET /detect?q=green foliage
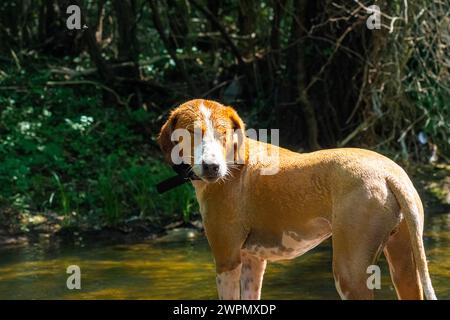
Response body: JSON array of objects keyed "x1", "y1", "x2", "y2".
[
  {"x1": 414, "y1": 86, "x2": 450, "y2": 154},
  {"x1": 0, "y1": 64, "x2": 198, "y2": 228}
]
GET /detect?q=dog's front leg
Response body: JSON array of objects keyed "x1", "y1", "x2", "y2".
[
  {"x1": 201, "y1": 207, "x2": 247, "y2": 300},
  {"x1": 240, "y1": 253, "x2": 267, "y2": 300},
  {"x1": 216, "y1": 264, "x2": 242, "y2": 300}
]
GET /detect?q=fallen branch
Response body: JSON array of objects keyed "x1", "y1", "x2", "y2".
[{"x1": 338, "y1": 115, "x2": 378, "y2": 147}]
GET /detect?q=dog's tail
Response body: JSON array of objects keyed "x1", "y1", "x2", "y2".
[{"x1": 387, "y1": 177, "x2": 437, "y2": 300}]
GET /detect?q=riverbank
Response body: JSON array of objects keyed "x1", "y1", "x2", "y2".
[
  {"x1": 0, "y1": 163, "x2": 449, "y2": 248},
  {"x1": 0, "y1": 213, "x2": 204, "y2": 247}
]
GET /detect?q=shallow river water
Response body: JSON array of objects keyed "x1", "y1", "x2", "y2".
[{"x1": 0, "y1": 213, "x2": 448, "y2": 299}]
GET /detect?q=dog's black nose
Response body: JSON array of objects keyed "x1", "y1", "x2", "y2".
[{"x1": 202, "y1": 163, "x2": 220, "y2": 176}]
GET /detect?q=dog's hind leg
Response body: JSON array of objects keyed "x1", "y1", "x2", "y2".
[
  {"x1": 331, "y1": 190, "x2": 397, "y2": 299},
  {"x1": 332, "y1": 229, "x2": 388, "y2": 299},
  {"x1": 240, "y1": 252, "x2": 267, "y2": 300},
  {"x1": 384, "y1": 219, "x2": 423, "y2": 299}
]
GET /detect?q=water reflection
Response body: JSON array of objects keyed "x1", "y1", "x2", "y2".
[{"x1": 0, "y1": 214, "x2": 448, "y2": 299}]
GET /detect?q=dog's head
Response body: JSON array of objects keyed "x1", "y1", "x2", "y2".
[{"x1": 158, "y1": 99, "x2": 245, "y2": 183}]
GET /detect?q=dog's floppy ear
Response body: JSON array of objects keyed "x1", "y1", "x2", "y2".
[
  {"x1": 227, "y1": 106, "x2": 245, "y2": 132},
  {"x1": 158, "y1": 110, "x2": 178, "y2": 163},
  {"x1": 226, "y1": 106, "x2": 246, "y2": 164}
]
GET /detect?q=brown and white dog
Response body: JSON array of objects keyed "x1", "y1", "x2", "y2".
[{"x1": 158, "y1": 99, "x2": 437, "y2": 300}]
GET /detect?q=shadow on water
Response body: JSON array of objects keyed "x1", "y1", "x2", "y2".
[{"x1": 0, "y1": 213, "x2": 448, "y2": 299}]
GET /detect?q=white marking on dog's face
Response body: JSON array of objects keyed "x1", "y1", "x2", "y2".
[{"x1": 192, "y1": 103, "x2": 228, "y2": 182}]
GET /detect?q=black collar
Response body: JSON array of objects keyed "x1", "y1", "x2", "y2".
[{"x1": 156, "y1": 164, "x2": 200, "y2": 194}]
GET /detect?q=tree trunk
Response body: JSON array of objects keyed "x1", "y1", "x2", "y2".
[
  {"x1": 113, "y1": 0, "x2": 139, "y2": 63},
  {"x1": 270, "y1": 0, "x2": 287, "y2": 69},
  {"x1": 112, "y1": 0, "x2": 142, "y2": 108},
  {"x1": 166, "y1": 0, "x2": 190, "y2": 49},
  {"x1": 95, "y1": 0, "x2": 106, "y2": 44},
  {"x1": 238, "y1": 0, "x2": 256, "y2": 59},
  {"x1": 291, "y1": 0, "x2": 320, "y2": 150},
  {"x1": 38, "y1": 0, "x2": 58, "y2": 50}
]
